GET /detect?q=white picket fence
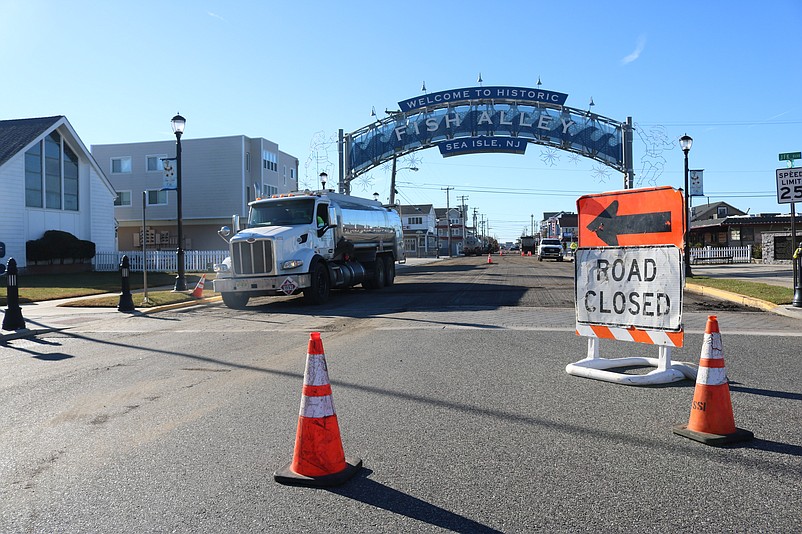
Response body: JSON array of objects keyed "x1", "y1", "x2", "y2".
[
  {"x1": 93, "y1": 250, "x2": 228, "y2": 272},
  {"x1": 689, "y1": 246, "x2": 751, "y2": 264}
]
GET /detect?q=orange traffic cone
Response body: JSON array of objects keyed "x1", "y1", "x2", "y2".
[
  {"x1": 527, "y1": 251, "x2": 532, "y2": 256},
  {"x1": 499, "y1": 249, "x2": 503, "y2": 256},
  {"x1": 487, "y1": 253, "x2": 493, "y2": 264},
  {"x1": 191, "y1": 274, "x2": 206, "y2": 298},
  {"x1": 274, "y1": 332, "x2": 362, "y2": 487},
  {"x1": 673, "y1": 316, "x2": 753, "y2": 445}
]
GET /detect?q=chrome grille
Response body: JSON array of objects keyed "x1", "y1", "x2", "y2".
[{"x1": 232, "y1": 240, "x2": 273, "y2": 275}]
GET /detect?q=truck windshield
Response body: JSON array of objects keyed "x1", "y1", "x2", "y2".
[{"x1": 249, "y1": 199, "x2": 315, "y2": 227}]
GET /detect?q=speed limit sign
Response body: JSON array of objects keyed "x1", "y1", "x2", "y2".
[{"x1": 776, "y1": 168, "x2": 802, "y2": 204}]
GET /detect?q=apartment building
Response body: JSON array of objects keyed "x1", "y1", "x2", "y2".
[{"x1": 92, "y1": 135, "x2": 299, "y2": 251}]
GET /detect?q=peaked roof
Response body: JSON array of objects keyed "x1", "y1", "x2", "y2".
[
  {"x1": 399, "y1": 204, "x2": 433, "y2": 215},
  {"x1": 0, "y1": 116, "x2": 63, "y2": 166},
  {"x1": 691, "y1": 201, "x2": 746, "y2": 221}
]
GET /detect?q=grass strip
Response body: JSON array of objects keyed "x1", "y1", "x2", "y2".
[
  {"x1": 688, "y1": 276, "x2": 792, "y2": 305},
  {"x1": 0, "y1": 272, "x2": 213, "y2": 305}
]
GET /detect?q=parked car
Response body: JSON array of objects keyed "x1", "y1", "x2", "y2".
[{"x1": 538, "y1": 238, "x2": 564, "y2": 261}]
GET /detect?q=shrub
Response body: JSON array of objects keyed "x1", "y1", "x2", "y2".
[{"x1": 26, "y1": 230, "x2": 96, "y2": 263}]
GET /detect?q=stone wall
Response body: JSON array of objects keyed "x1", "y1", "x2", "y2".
[{"x1": 761, "y1": 231, "x2": 802, "y2": 264}]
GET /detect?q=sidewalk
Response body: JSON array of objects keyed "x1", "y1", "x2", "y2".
[
  {"x1": 0, "y1": 257, "x2": 446, "y2": 342},
  {"x1": 2, "y1": 259, "x2": 800, "y2": 342}
]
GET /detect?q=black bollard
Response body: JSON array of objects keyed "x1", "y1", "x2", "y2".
[
  {"x1": 117, "y1": 255, "x2": 135, "y2": 312},
  {"x1": 2, "y1": 258, "x2": 26, "y2": 330}
]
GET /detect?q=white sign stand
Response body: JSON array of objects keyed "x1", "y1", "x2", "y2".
[{"x1": 567, "y1": 245, "x2": 697, "y2": 385}]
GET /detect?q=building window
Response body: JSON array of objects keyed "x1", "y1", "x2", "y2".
[
  {"x1": 145, "y1": 189, "x2": 168, "y2": 206},
  {"x1": 111, "y1": 156, "x2": 132, "y2": 174},
  {"x1": 114, "y1": 191, "x2": 132, "y2": 206},
  {"x1": 25, "y1": 141, "x2": 42, "y2": 207},
  {"x1": 408, "y1": 216, "x2": 423, "y2": 225},
  {"x1": 64, "y1": 144, "x2": 79, "y2": 211},
  {"x1": 245, "y1": 152, "x2": 250, "y2": 172},
  {"x1": 45, "y1": 132, "x2": 61, "y2": 209},
  {"x1": 262, "y1": 150, "x2": 277, "y2": 171},
  {"x1": 283, "y1": 165, "x2": 287, "y2": 186},
  {"x1": 730, "y1": 227, "x2": 741, "y2": 242},
  {"x1": 24, "y1": 131, "x2": 79, "y2": 210},
  {"x1": 290, "y1": 168, "x2": 295, "y2": 180},
  {"x1": 146, "y1": 155, "x2": 166, "y2": 172},
  {"x1": 717, "y1": 206, "x2": 728, "y2": 218}
]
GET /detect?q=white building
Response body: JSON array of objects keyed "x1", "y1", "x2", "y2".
[
  {"x1": 92, "y1": 136, "x2": 299, "y2": 251},
  {"x1": 399, "y1": 204, "x2": 436, "y2": 256},
  {"x1": 0, "y1": 116, "x2": 116, "y2": 269}
]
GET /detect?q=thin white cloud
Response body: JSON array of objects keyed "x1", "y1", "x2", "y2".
[
  {"x1": 621, "y1": 35, "x2": 646, "y2": 65},
  {"x1": 207, "y1": 11, "x2": 226, "y2": 22}
]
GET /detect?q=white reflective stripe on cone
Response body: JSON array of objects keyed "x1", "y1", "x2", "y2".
[
  {"x1": 701, "y1": 334, "x2": 723, "y2": 359},
  {"x1": 299, "y1": 394, "x2": 335, "y2": 418},
  {"x1": 303, "y1": 354, "x2": 330, "y2": 386},
  {"x1": 696, "y1": 366, "x2": 728, "y2": 386}
]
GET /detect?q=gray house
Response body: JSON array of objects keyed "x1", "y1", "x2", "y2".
[
  {"x1": 0, "y1": 116, "x2": 116, "y2": 268},
  {"x1": 92, "y1": 136, "x2": 299, "y2": 251}
]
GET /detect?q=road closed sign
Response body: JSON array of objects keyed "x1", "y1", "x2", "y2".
[{"x1": 576, "y1": 245, "x2": 683, "y2": 331}]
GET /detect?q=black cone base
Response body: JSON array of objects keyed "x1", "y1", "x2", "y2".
[
  {"x1": 274, "y1": 457, "x2": 362, "y2": 488},
  {"x1": 673, "y1": 424, "x2": 754, "y2": 446}
]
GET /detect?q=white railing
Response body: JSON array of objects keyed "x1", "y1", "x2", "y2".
[
  {"x1": 93, "y1": 250, "x2": 228, "y2": 272},
  {"x1": 690, "y1": 246, "x2": 751, "y2": 264}
]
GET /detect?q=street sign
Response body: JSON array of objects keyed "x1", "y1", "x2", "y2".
[
  {"x1": 575, "y1": 245, "x2": 683, "y2": 331},
  {"x1": 779, "y1": 152, "x2": 801, "y2": 162},
  {"x1": 577, "y1": 186, "x2": 684, "y2": 248},
  {"x1": 776, "y1": 168, "x2": 802, "y2": 204}
]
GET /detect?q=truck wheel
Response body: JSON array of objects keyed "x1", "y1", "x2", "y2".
[
  {"x1": 363, "y1": 258, "x2": 385, "y2": 290},
  {"x1": 221, "y1": 292, "x2": 249, "y2": 309},
  {"x1": 383, "y1": 255, "x2": 395, "y2": 287},
  {"x1": 303, "y1": 262, "x2": 331, "y2": 304}
]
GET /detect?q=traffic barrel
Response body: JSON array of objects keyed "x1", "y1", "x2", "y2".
[
  {"x1": 673, "y1": 316, "x2": 753, "y2": 446},
  {"x1": 274, "y1": 332, "x2": 362, "y2": 487}
]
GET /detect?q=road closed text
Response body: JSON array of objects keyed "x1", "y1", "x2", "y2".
[{"x1": 575, "y1": 246, "x2": 682, "y2": 331}]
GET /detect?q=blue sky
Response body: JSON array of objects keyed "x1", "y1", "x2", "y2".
[{"x1": 2, "y1": 0, "x2": 800, "y2": 242}]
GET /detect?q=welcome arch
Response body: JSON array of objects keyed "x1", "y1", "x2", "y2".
[{"x1": 337, "y1": 85, "x2": 634, "y2": 194}]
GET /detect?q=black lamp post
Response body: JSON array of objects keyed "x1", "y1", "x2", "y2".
[
  {"x1": 171, "y1": 113, "x2": 187, "y2": 291},
  {"x1": 680, "y1": 134, "x2": 693, "y2": 278}
]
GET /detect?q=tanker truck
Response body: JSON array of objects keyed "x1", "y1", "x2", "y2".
[{"x1": 213, "y1": 190, "x2": 405, "y2": 309}]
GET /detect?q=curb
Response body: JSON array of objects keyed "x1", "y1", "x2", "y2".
[{"x1": 684, "y1": 282, "x2": 797, "y2": 318}]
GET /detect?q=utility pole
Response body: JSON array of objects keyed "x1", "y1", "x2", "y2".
[
  {"x1": 472, "y1": 208, "x2": 478, "y2": 237},
  {"x1": 531, "y1": 214, "x2": 534, "y2": 237},
  {"x1": 457, "y1": 195, "x2": 469, "y2": 255},
  {"x1": 442, "y1": 187, "x2": 453, "y2": 256}
]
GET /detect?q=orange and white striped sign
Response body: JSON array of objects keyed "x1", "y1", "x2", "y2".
[{"x1": 575, "y1": 323, "x2": 684, "y2": 347}]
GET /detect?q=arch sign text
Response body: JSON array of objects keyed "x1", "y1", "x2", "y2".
[{"x1": 338, "y1": 85, "x2": 634, "y2": 193}]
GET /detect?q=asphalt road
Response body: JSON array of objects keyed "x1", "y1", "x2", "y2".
[{"x1": 1, "y1": 255, "x2": 800, "y2": 533}]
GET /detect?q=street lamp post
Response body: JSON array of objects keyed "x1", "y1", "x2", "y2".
[
  {"x1": 171, "y1": 114, "x2": 187, "y2": 291},
  {"x1": 680, "y1": 134, "x2": 693, "y2": 278}
]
